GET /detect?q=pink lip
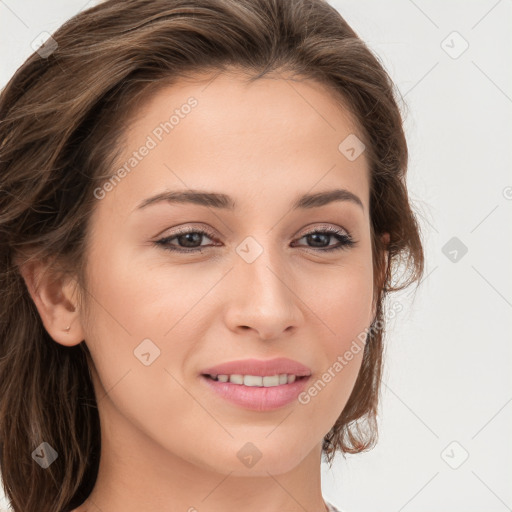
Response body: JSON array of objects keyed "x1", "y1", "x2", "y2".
[
  {"x1": 200, "y1": 357, "x2": 312, "y2": 377},
  {"x1": 199, "y1": 357, "x2": 312, "y2": 411},
  {"x1": 200, "y1": 375, "x2": 310, "y2": 411}
]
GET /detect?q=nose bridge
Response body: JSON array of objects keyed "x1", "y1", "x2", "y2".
[
  {"x1": 227, "y1": 233, "x2": 301, "y2": 337},
  {"x1": 236, "y1": 233, "x2": 287, "y2": 300}
]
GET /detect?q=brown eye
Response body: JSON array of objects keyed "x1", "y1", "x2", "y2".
[{"x1": 155, "y1": 228, "x2": 218, "y2": 253}]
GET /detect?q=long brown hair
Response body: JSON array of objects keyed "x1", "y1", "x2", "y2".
[{"x1": 0, "y1": 0, "x2": 424, "y2": 510}]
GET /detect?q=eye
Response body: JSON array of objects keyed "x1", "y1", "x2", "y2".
[
  {"x1": 154, "y1": 225, "x2": 357, "y2": 253},
  {"x1": 154, "y1": 227, "x2": 218, "y2": 253},
  {"x1": 292, "y1": 225, "x2": 356, "y2": 252}
]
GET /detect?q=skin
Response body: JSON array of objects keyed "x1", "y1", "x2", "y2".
[{"x1": 20, "y1": 69, "x2": 387, "y2": 512}]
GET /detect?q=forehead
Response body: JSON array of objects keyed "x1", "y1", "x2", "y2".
[
  {"x1": 124, "y1": 69, "x2": 365, "y2": 146},
  {"x1": 98, "y1": 70, "x2": 370, "y2": 219}
]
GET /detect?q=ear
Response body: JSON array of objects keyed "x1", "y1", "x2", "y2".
[
  {"x1": 380, "y1": 232, "x2": 390, "y2": 271},
  {"x1": 370, "y1": 232, "x2": 390, "y2": 323},
  {"x1": 15, "y1": 253, "x2": 85, "y2": 347}
]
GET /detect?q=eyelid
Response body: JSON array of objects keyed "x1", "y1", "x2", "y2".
[
  {"x1": 299, "y1": 223, "x2": 350, "y2": 237},
  {"x1": 155, "y1": 223, "x2": 218, "y2": 240},
  {"x1": 156, "y1": 222, "x2": 351, "y2": 241}
]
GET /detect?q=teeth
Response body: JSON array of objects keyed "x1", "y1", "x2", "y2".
[
  {"x1": 244, "y1": 375, "x2": 262, "y2": 387},
  {"x1": 262, "y1": 375, "x2": 279, "y2": 387},
  {"x1": 230, "y1": 374, "x2": 244, "y2": 385},
  {"x1": 209, "y1": 373, "x2": 301, "y2": 387}
]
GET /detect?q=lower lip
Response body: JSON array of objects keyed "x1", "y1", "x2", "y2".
[{"x1": 200, "y1": 375, "x2": 311, "y2": 411}]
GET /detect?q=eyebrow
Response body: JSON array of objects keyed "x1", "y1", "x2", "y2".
[{"x1": 135, "y1": 188, "x2": 364, "y2": 212}]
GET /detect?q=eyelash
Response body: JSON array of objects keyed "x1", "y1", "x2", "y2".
[{"x1": 154, "y1": 225, "x2": 356, "y2": 254}]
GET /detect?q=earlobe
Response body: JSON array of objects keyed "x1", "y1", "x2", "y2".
[{"x1": 16, "y1": 256, "x2": 85, "y2": 347}]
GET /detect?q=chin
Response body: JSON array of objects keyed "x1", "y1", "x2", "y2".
[{"x1": 210, "y1": 437, "x2": 315, "y2": 477}]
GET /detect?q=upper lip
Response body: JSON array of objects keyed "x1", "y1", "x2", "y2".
[{"x1": 201, "y1": 357, "x2": 312, "y2": 377}]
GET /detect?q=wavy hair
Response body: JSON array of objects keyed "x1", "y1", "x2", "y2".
[{"x1": 0, "y1": 0, "x2": 424, "y2": 510}]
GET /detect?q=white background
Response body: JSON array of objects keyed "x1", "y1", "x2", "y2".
[{"x1": 1, "y1": 1, "x2": 511, "y2": 511}]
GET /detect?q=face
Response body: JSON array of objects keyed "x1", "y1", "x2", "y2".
[{"x1": 80, "y1": 70, "x2": 375, "y2": 476}]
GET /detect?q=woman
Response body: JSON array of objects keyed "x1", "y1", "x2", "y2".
[{"x1": 0, "y1": 0, "x2": 424, "y2": 511}]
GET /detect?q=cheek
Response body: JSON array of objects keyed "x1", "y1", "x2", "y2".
[
  {"x1": 80, "y1": 240, "x2": 213, "y2": 405},
  {"x1": 79, "y1": 249, "x2": 205, "y2": 446},
  {"x1": 82, "y1": 238, "x2": 180, "y2": 340},
  {"x1": 294, "y1": 261, "x2": 373, "y2": 417},
  {"x1": 305, "y1": 258, "x2": 374, "y2": 339}
]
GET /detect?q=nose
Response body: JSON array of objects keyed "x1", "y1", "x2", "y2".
[{"x1": 223, "y1": 242, "x2": 304, "y2": 341}]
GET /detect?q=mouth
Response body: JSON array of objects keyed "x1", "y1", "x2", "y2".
[
  {"x1": 198, "y1": 357, "x2": 312, "y2": 411},
  {"x1": 199, "y1": 373, "x2": 311, "y2": 411},
  {"x1": 202, "y1": 373, "x2": 309, "y2": 387}
]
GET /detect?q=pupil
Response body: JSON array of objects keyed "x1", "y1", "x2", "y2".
[
  {"x1": 180, "y1": 233, "x2": 201, "y2": 247},
  {"x1": 308, "y1": 233, "x2": 328, "y2": 247}
]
